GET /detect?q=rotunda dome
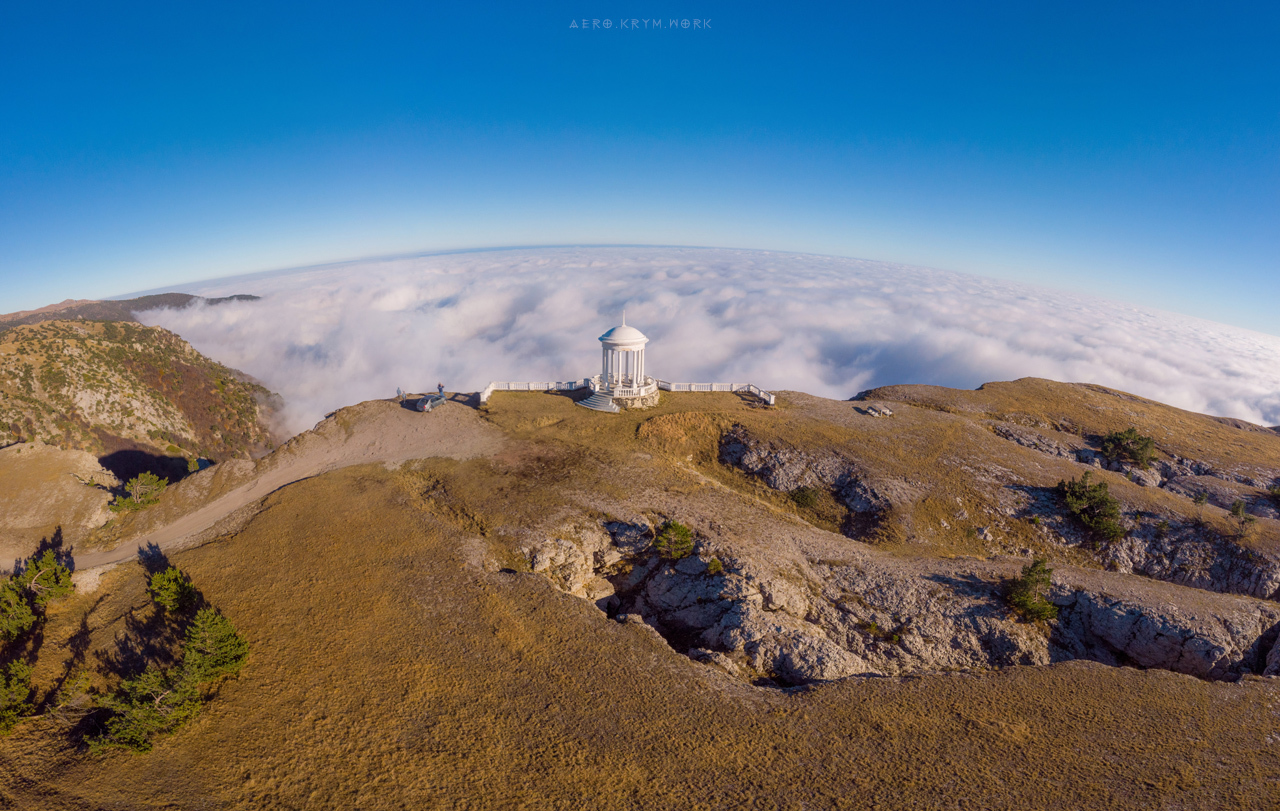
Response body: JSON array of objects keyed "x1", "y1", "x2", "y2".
[{"x1": 598, "y1": 323, "x2": 649, "y2": 350}]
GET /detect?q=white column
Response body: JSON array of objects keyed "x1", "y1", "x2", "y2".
[{"x1": 637, "y1": 348, "x2": 644, "y2": 386}]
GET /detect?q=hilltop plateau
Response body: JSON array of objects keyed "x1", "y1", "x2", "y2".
[{"x1": 1, "y1": 378, "x2": 1280, "y2": 807}]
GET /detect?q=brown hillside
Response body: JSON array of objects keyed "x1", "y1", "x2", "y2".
[
  {"x1": 0, "y1": 320, "x2": 277, "y2": 471},
  {"x1": 0, "y1": 293, "x2": 260, "y2": 328},
  {"x1": 3, "y1": 387, "x2": 1280, "y2": 807}
]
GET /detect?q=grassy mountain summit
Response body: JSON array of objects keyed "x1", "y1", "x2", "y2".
[
  {"x1": 0, "y1": 319, "x2": 277, "y2": 464},
  {"x1": 2, "y1": 380, "x2": 1280, "y2": 807}
]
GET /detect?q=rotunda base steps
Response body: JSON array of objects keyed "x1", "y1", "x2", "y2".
[{"x1": 578, "y1": 391, "x2": 621, "y2": 413}]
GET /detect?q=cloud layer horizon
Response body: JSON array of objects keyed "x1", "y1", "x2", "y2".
[{"x1": 136, "y1": 247, "x2": 1280, "y2": 437}]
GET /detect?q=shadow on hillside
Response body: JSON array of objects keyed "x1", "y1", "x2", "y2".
[
  {"x1": 9, "y1": 526, "x2": 75, "y2": 577},
  {"x1": 98, "y1": 449, "x2": 188, "y2": 485},
  {"x1": 1005, "y1": 483, "x2": 1063, "y2": 517},
  {"x1": 921, "y1": 570, "x2": 1003, "y2": 602},
  {"x1": 93, "y1": 552, "x2": 208, "y2": 683}
]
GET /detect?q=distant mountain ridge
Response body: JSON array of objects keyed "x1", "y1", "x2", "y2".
[{"x1": 0, "y1": 293, "x2": 259, "y2": 328}]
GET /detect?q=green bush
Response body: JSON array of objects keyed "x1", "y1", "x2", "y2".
[
  {"x1": 1230, "y1": 500, "x2": 1256, "y2": 539},
  {"x1": 111, "y1": 472, "x2": 168, "y2": 512},
  {"x1": 1100, "y1": 428, "x2": 1156, "y2": 469},
  {"x1": 1193, "y1": 492, "x2": 1210, "y2": 526},
  {"x1": 707, "y1": 557, "x2": 724, "y2": 575},
  {"x1": 90, "y1": 665, "x2": 201, "y2": 753},
  {"x1": 789, "y1": 486, "x2": 821, "y2": 510},
  {"x1": 181, "y1": 608, "x2": 250, "y2": 682},
  {"x1": 16, "y1": 549, "x2": 73, "y2": 608},
  {"x1": 1058, "y1": 472, "x2": 1126, "y2": 543},
  {"x1": 0, "y1": 581, "x2": 36, "y2": 642},
  {"x1": 0, "y1": 661, "x2": 33, "y2": 734},
  {"x1": 654, "y1": 521, "x2": 695, "y2": 560},
  {"x1": 90, "y1": 607, "x2": 249, "y2": 752},
  {"x1": 148, "y1": 566, "x2": 197, "y2": 613},
  {"x1": 1006, "y1": 558, "x2": 1059, "y2": 622}
]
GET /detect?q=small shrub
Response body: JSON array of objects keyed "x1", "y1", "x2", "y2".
[
  {"x1": 1155, "y1": 520, "x2": 1170, "y2": 539},
  {"x1": 1029, "y1": 516, "x2": 1041, "y2": 526},
  {"x1": 1268, "y1": 485, "x2": 1280, "y2": 509},
  {"x1": 1230, "y1": 500, "x2": 1256, "y2": 539},
  {"x1": 112, "y1": 472, "x2": 168, "y2": 512},
  {"x1": 16, "y1": 549, "x2": 73, "y2": 608},
  {"x1": 1006, "y1": 558, "x2": 1059, "y2": 622},
  {"x1": 148, "y1": 567, "x2": 197, "y2": 613},
  {"x1": 707, "y1": 557, "x2": 724, "y2": 575},
  {"x1": 181, "y1": 607, "x2": 250, "y2": 682},
  {"x1": 789, "y1": 486, "x2": 821, "y2": 510},
  {"x1": 1193, "y1": 492, "x2": 1209, "y2": 526},
  {"x1": 1100, "y1": 428, "x2": 1156, "y2": 469},
  {"x1": 90, "y1": 665, "x2": 201, "y2": 753},
  {"x1": 1058, "y1": 472, "x2": 1126, "y2": 543},
  {"x1": 0, "y1": 661, "x2": 33, "y2": 734},
  {"x1": 654, "y1": 521, "x2": 694, "y2": 560},
  {"x1": 0, "y1": 582, "x2": 36, "y2": 642}
]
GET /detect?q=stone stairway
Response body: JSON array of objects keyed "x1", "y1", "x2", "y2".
[{"x1": 578, "y1": 390, "x2": 620, "y2": 413}]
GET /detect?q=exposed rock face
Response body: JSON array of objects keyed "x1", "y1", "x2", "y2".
[
  {"x1": 1052, "y1": 587, "x2": 1280, "y2": 680},
  {"x1": 524, "y1": 517, "x2": 1280, "y2": 686},
  {"x1": 0, "y1": 441, "x2": 120, "y2": 563},
  {"x1": 1101, "y1": 525, "x2": 1280, "y2": 600},
  {"x1": 992, "y1": 424, "x2": 1077, "y2": 460},
  {"x1": 718, "y1": 426, "x2": 898, "y2": 534}
]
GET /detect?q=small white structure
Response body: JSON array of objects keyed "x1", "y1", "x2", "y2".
[{"x1": 479, "y1": 319, "x2": 775, "y2": 410}]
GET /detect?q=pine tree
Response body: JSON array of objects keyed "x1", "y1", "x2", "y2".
[
  {"x1": 148, "y1": 566, "x2": 197, "y2": 613},
  {"x1": 181, "y1": 607, "x2": 249, "y2": 683}
]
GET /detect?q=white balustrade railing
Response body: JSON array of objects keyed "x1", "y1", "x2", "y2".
[
  {"x1": 655, "y1": 379, "x2": 776, "y2": 405},
  {"x1": 479, "y1": 379, "x2": 593, "y2": 404},
  {"x1": 478, "y1": 376, "x2": 775, "y2": 406}
]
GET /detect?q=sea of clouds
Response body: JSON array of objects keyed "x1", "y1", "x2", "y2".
[{"x1": 135, "y1": 247, "x2": 1280, "y2": 437}]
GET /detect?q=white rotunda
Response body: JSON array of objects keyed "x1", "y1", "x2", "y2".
[{"x1": 578, "y1": 317, "x2": 660, "y2": 412}]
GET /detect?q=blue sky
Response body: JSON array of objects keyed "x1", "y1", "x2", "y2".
[{"x1": 2, "y1": 1, "x2": 1277, "y2": 334}]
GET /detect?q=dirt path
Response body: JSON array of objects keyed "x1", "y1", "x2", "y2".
[{"x1": 73, "y1": 400, "x2": 505, "y2": 571}]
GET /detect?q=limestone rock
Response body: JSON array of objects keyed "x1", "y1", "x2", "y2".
[
  {"x1": 526, "y1": 538, "x2": 593, "y2": 594},
  {"x1": 1127, "y1": 467, "x2": 1162, "y2": 487},
  {"x1": 1052, "y1": 588, "x2": 1279, "y2": 680}
]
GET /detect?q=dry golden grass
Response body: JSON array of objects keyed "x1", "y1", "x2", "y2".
[
  {"x1": 870, "y1": 377, "x2": 1280, "y2": 472},
  {"x1": 4, "y1": 464, "x2": 1279, "y2": 809},
  {"x1": 4, "y1": 383, "x2": 1280, "y2": 807}
]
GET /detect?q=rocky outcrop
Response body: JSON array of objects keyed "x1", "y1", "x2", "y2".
[
  {"x1": 1100, "y1": 525, "x2": 1280, "y2": 601},
  {"x1": 524, "y1": 517, "x2": 1280, "y2": 686},
  {"x1": 718, "y1": 426, "x2": 903, "y2": 535},
  {"x1": 1052, "y1": 587, "x2": 1280, "y2": 680},
  {"x1": 991, "y1": 424, "x2": 1078, "y2": 460}
]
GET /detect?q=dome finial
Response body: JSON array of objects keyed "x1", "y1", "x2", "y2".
[{"x1": 622, "y1": 309, "x2": 626, "y2": 326}]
